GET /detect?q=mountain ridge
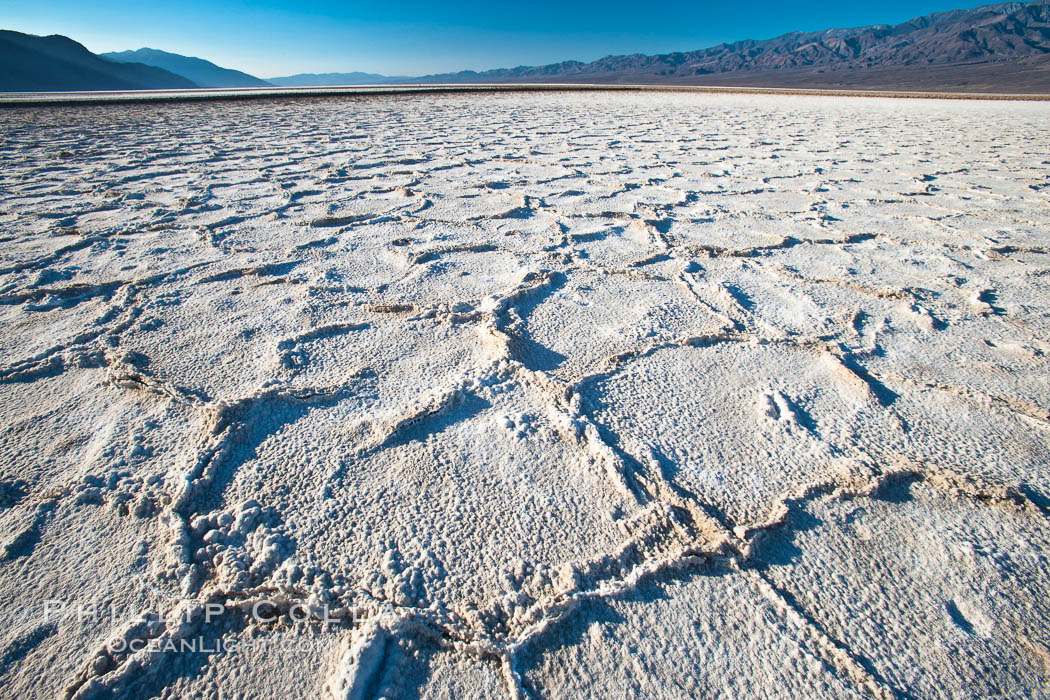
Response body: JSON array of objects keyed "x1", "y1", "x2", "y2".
[{"x1": 0, "y1": 30, "x2": 197, "y2": 91}]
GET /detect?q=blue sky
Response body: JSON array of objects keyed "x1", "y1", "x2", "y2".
[{"x1": 1, "y1": 0, "x2": 989, "y2": 77}]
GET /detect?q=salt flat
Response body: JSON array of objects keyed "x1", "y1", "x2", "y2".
[{"x1": 0, "y1": 91, "x2": 1049, "y2": 698}]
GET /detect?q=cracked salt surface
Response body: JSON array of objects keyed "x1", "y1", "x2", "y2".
[{"x1": 0, "y1": 91, "x2": 1049, "y2": 698}]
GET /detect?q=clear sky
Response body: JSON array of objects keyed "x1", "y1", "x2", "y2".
[{"x1": 1, "y1": 0, "x2": 993, "y2": 78}]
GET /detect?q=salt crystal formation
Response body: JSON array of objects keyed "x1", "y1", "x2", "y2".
[{"x1": 0, "y1": 92, "x2": 1049, "y2": 697}]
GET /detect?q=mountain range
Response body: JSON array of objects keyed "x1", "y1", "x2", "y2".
[
  {"x1": 3, "y1": 1, "x2": 1050, "y2": 93},
  {"x1": 391, "y1": 0, "x2": 1050, "y2": 92}
]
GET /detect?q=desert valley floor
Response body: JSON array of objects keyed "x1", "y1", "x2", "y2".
[{"x1": 1, "y1": 91, "x2": 1049, "y2": 698}]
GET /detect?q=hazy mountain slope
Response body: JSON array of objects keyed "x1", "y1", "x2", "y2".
[
  {"x1": 267, "y1": 71, "x2": 399, "y2": 86},
  {"x1": 0, "y1": 30, "x2": 198, "y2": 91},
  {"x1": 101, "y1": 48, "x2": 270, "y2": 88}
]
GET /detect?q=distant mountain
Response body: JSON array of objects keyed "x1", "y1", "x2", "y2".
[
  {"x1": 405, "y1": 0, "x2": 1050, "y2": 92},
  {"x1": 0, "y1": 30, "x2": 197, "y2": 92},
  {"x1": 267, "y1": 72, "x2": 400, "y2": 86},
  {"x1": 101, "y1": 48, "x2": 270, "y2": 88}
]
